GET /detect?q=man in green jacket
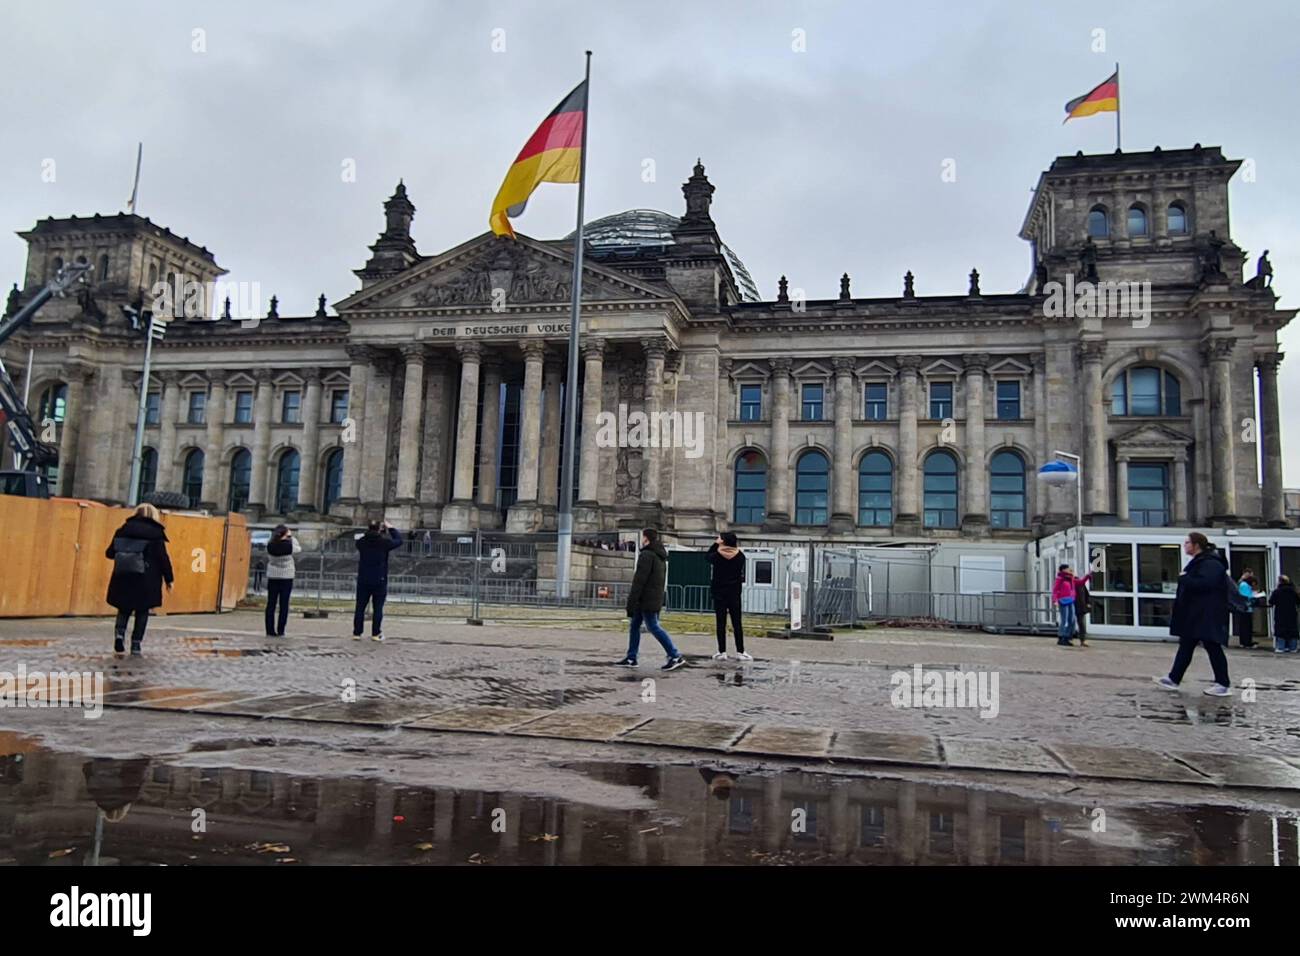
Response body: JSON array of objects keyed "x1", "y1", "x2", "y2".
[{"x1": 617, "y1": 528, "x2": 686, "y2": 670}]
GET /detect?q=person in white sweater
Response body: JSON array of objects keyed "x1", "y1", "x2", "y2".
[{"x1": 264, "y1": 524, "x2": 302, "y2": 637}]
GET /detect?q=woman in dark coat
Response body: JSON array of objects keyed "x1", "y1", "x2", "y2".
[
  {"x1": 706, "y1": 532, "x2": 751, "y2": 661},
  {"x1": 1267, "y1": 576, "x2": 1299, "y2": 653},
  {"x1": 105, "y1": 503, "x2": 174, "y2": 656},
  {"x1": 1154, "y1": 531, "x2": 1231, "y2": 696}
]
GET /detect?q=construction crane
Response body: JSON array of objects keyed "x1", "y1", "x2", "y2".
[{"x1": 0, "y1": 262, "x2": 93, "y2": 497}]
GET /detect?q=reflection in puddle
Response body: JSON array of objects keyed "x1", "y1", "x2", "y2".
[{"x1": 0, "y1": 734, "x2": 1296, "y2": 866}]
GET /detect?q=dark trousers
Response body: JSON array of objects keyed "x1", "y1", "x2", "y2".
[
  {"x1": 1234, "y1": 612, "x2": 1255, "y2": 647},
  {"x1": 1076, "y1": 609, "x2": 1088, "y2": 643},
  {"x1": 353, "y1": 579, "x2": 387, "y2": 636},
  {"x1": 1169, "y1": 635, "x2": 1231, "y2": 687},
  {"x1": 265, "y1": 578, "x2": 293, "y2": 635},
  {"x1": 114, "y1": 609, "x2": 149, "y2": 645},
  {"x1": 712, "y1": 589, "x2": 744, "y2": 653}
]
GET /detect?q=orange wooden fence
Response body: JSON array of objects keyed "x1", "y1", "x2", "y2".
[{"x1": 0, "y1": 497, "x2": 249, "y2": 618}]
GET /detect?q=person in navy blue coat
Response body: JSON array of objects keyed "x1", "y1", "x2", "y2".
[
  {"x1": 1154, "y1": 531, "x2": 1232, "y2": 697},
  {"x1": 353, "y1": 520, "x2": 402, "y2": 641}
]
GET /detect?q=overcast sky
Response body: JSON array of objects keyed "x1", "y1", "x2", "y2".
[{"x1": 3, "y1": 0, "x2": 1298, "y2": 481}]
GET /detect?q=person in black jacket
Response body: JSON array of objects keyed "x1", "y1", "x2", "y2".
[
  {"x1": 1267, "y1": 575, "x2": 1299, "y2": 653},
  {"x1": 706, "y1": 532, "x2": 751, "y2": 661},
  {"x1": 617, "y1": 528, "x2": 685, "y2": 671},
  {"x1": 353, "y1": 520, "x2": 402, "y2": 641},
  {"x1": 1154, "y1": 531, "x2": 1232, "y2": 696},
  {"x1": 104, "y1": 503, "x2": 174, "y2": 656}
]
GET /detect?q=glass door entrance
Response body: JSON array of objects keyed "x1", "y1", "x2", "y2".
[{"x1": 1227, "y1": 546, "x2": 1271, "y2": 645}]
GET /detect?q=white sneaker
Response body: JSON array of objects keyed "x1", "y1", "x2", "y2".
[
  {"x1": 351, "y1": 633, "x2": 361, "y2": 641},
  {"x1": 1203, "y1": 683, "x2": 1232, "y2": 697},
  {"x1": 371, "y1": 633, "x2": 385, "y2": 643},
  {"x1": 712, "y1": 652, "x2": 728, "y2": 661},
  {"x1": 1152, "y1": 676, "x2": 1179, "y2": 691},
  {"x1": 736, "y1": 652, "x2": 754, "y2": 662}
]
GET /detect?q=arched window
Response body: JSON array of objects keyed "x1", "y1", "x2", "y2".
[
  {"x1": 795, "y1": 450, "x2": 829, "y2": 525},
  {"x1": 989, "y1": 451, "x2": 1026, "y2": 529},
  {"x1": 138, "y1": 447, "x2": 158, "y2": 501},
  {"x1": 733, "y1": 450, "x2": 767, "y2": 524},
  {"x1": 148, "y1": 263, "x2": 158, "y2": 289},
  {"x1": 182, "y1": 449, "x2": 204, "y2": 508},
  {"x1": 858, "y1": 451, "x2": 893, "y2": 527},
  {"x1": 275, "y1": 449, "x2": 300, "y2": 514},
  {"x1": 1086, "y1": 206, "x2": 1109, "y2": 238},
  {"x1": 322, "y1": 448, "x2": 345, "y2": 514},
  {"x1": 38, "y1": 383, "x2": 68, "y2": 424},
  {"x1": 1167, "y1": 202, "x2": 1188, "y2": 235},
  {"x1": 97, "y1": 254, "x2": 110, "y2": 282},
  {"x1": 923, "y1": 450, "x2": 959, "y2": 529},
  {"x1": 228, "y1": 449, "x2": 252, "y2": 513},
  {"x1": 51, "y1": 256, "x2": 64, "y2": 276},
  {"x1": 1127, "y1": 205, "x2": 1148, "y2": 237},
  {"x1": 1112, "y1": 367, "x2": 1181, "y2": 416}
]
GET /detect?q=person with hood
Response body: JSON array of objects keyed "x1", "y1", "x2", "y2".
[
  {"x1": 706, "y1": 532, "x2": 752, "y2": 661},
  {"x1": 1154, "y1": 532, "x2": 1233, "y2": 696},
  {"x1": 264, "y1": 524, "x2": 301, "y2": 637},
  {"x1": 617, "y1": 528, "x2": 685, "y2": 671},
  {"x1": 1234, "y1": 569, "x2": 1265, "y2": 648},
  {"x1": 104, "y1": 503, "x2": 174, "y2": 656},
  {"x1": 1267, "y1": 575, "x2": 1299, "y2": 653},
  {"x1": 1050, "y1": 564, "x2": 1089, "y2": 647},
  {"x1": 353, "y1": 519, "x2": 402, "y2": 641}
]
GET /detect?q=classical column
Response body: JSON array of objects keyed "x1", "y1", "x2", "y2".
[
  {"x1": 1204, "y1": 338, "x2": 1237, "y2": 519},
  {"x1": 476, "y1": 359, "x2": 503, "y2": 515},
  {"x1": 156, "y1": 370, "x2": 181, "y2": 492},
  {"x1": 1256, "y1": 352, "x2": 1285, "y2": 525},
  {"x1": 441, "y1": 342, "x2": 481, "y2": 531},
  {"x1": 538, "y1": 352, "x2": 563, "y2": 510},
  {"x1": 1172, "y1": 452, "x2": 1189, "y2": 524},
  {"x1": 1115, "y1": 455, "x2": 1130, "y2": 522},
  {"x1": 248, "y1": 368, "x2": 274, "y2": 511},
  {"x1": 394, "y1": 345, "x2": 425, "y2": 504},
  {"x1": 962, "y1": 353, "x2": 989, "y2": 527},
  {"x1": 641, "y1": 339, "x2": 666, "y2": 506},
  {"x1": 896, "y1": 355, "x2": 922, "y2": 527},
  {"x1": 297, "y1": 369, "x2": 324, "y2": 511},
  {"x1": 336, "y1": 345, "x2": 369, "y2": 512},
  {"x1": 1031, "y1": 353, "x2": 1048, "y2": 519},
  {"x1": 359, "y1": 351, "x2": 395, "y2": 507},
  {"x1": 507, "y1": 342, "x2": 547, "y2": 532},
  {"x1": 765, "y1": 357, "x2": 792, "y2": 528},
  {"x1": 200, "y1": 371, "x2": 229, "y2": 510},
  {"x1": 57, "y1": 364, "x2": 94, "y2": 497},
  {"x1": 830, "y1": 356, "x2": 856, "y2": 530},
  {"x1": 418, "y1": 352, "x2": 453, "y2": 512},
  {"x1": 1078, "y1": 341, "x2": 1107, "y2": 515},
  {"x1": 577, "y1": 341, "x2": 605, "y2": 505}
]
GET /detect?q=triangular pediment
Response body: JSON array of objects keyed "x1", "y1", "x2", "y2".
[
  {"x1": 1114, "y1": 422, "x2": 1193, "y2": 448},
  {"x1": 335, "y1": 233, "x2": 673, "y2": 313}
]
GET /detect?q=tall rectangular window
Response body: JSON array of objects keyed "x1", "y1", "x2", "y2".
[
  {"x1": 995, "y1": 380, "x2": 1021, "y2": 420},
  {"x1": 739, "y1": 384, "x2": 762, "y2": 421},
  {"x1": 929, "y1": 381, "x2": 953, "y2": 420},
  {"x1": 864, "y1": 383, "x2": 888, "y2": 420},
  {"x1": 186, "y1": 391, "x2": 206, "y2": 425},
  {"x1": 330, "y1": 388, "x2": 349, "y2": 424},
  {"x1": 145, "y1": 392, "x2": 161, "y2": 425},
  {"x1": 801, "y1": 383, "x2": 824, "y2": 421},
  {"x1": 282, "y1": 390, "x2": 302, "y2": 424},
  {"x1": 234, "y1": 390, "x2": 253, "y2": 424}
]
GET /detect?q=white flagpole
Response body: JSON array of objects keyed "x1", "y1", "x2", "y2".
[{"x1": 126, "y1": 142, "x2": 143, "y2": 214}]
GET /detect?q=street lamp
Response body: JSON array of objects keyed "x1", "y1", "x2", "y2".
[
  {"x1": 126, "y1": 311, "x2": 166, "y2": 508},
  {"x1": 1037, "y1": 451, "x2": 1084, "y2": 575}
]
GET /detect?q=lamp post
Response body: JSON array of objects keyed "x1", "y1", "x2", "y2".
[
  {"x1": 1037, "y1": 451, "x2": 1084, "y2": 574},
  {"x1": 126, "y1": 314, "x2": 165, "y2": 507}
]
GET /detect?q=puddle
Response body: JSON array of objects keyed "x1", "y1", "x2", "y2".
[{"x1": 1, "y1": 736, "x2": 1296, "y2": 866}]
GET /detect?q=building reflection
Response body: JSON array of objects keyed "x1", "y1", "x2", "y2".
[{"x1": 0, "y1": 732, "x2": 1293, "y2": 866}]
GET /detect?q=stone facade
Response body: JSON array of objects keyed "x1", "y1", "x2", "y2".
[{"x1": 2, "y1": 146, "x2": 1293, "y2": 540}]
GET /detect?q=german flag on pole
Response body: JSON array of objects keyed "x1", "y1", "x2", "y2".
[
  {"x1": 1063, "y1": 70, "x2": 1118, "y2": 123},
  {"x1": 489, "y1": 81, "x2": 588, "y2": 237}
]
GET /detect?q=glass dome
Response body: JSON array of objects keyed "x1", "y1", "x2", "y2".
[{"x1": 567, "y1": 209, "x2": 760, "y2": 302}]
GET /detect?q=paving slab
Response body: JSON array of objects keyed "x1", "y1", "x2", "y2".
[
  {"x1": 189, "y1": 693, "x2": 334, "y2": 717},
  {"x1": 829, "y1": 730, "x2": 944, "y2": 767},
  {"x1": 1046, "y1": 742, "x2": 1208, "y2": 783},
  {"x1": 1174, "y1": 752, "x2": 1300, "y2": 790},
  {"x1": 619, "y1": 718, "x2": 750, "y2": 750},
  {"x1": 406, "y1": 706, "x2": 551, "y2": 733},
  {"x1": 513, "y1": 711, "x2": 650, "y2": 741},
  {"x1": 731, "y1": 724, "x2": 833, "y2": 757},
  {"x1": 286, "y1": 699, "x2": 449, "y2": 727},
  {"x1": 113, "y1": 690, "x2": 266, "y2": 712},
  {"x1": 102, "y1": 686, "x2": 214, "y2": 704},
  {"x1": 941, "y1": 738, "x2": 1068, "y2": 775}
]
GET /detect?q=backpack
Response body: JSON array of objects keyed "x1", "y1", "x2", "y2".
[
  {"x1": 112, "y1": 537, "x2": 149, "y2": 576},
  {"x1": 1225, "y1": 573, "x2": 1249, "y2": 615}
]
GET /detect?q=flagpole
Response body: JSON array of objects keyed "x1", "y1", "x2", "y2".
[
  {"x1": 556, "y1": 50, "x2": 591, "y2": 601},
  {"x1": 1114, "y1": 62, "x2": 1121, "y2": 151},
  {"x1": 126, "y1": 142, "x2": 143, "y2": 214}
]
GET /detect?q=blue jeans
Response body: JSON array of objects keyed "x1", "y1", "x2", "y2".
[
  {"x1": 1057, "y1": 601, "x2": 1076, "y2": 641},
  {"x1": 354, "y1": 579, "x2": 388, "y2": 636},
  {"x1": 627, "y1": 610, "x2": 680, "y2": 661}
]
